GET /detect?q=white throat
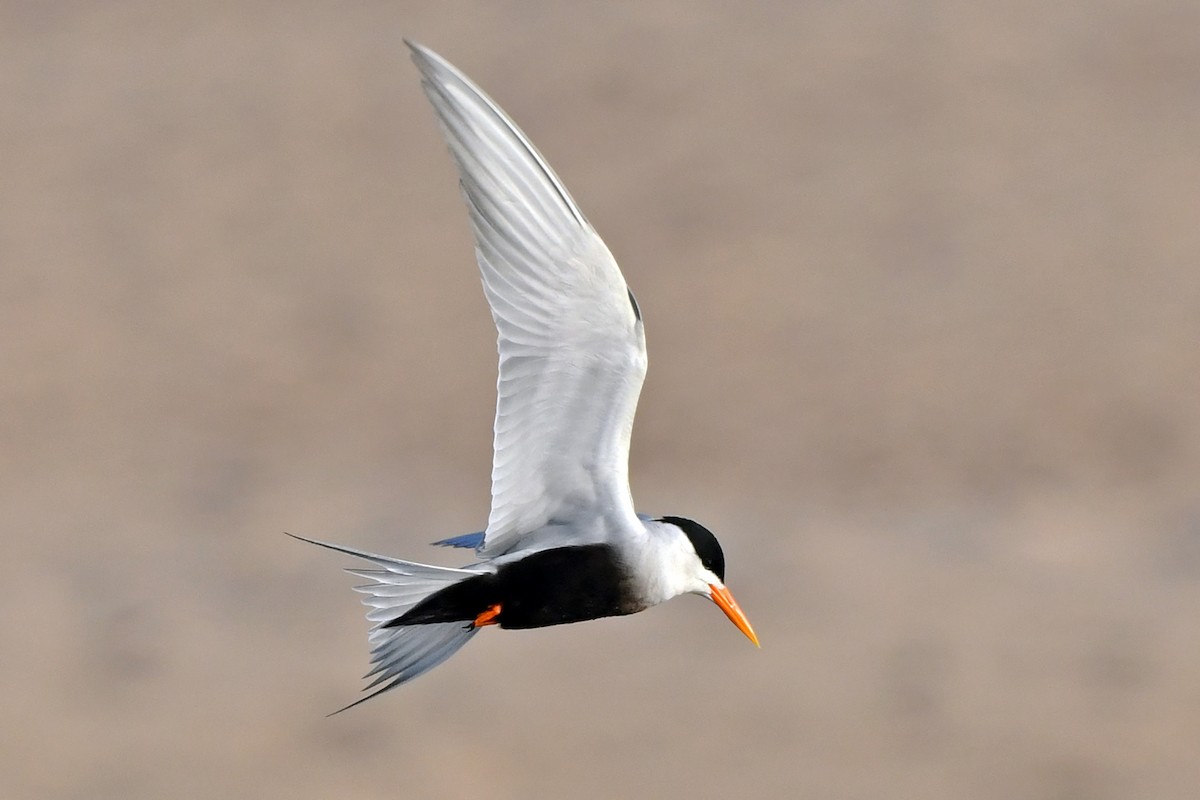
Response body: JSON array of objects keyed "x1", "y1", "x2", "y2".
[{"x1": 625, "y1": 518, "x2": 719, "y2": 607}]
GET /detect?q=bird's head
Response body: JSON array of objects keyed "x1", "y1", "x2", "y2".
[{"x1": 658, "y1": 516, "x2": 760, "y2": 647}]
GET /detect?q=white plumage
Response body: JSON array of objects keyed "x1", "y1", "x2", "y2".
[{"x1": 411, "y1": 41, "x2": 649, "y2": 558}]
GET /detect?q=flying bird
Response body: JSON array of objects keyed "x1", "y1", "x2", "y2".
[{"x1": 294, "y1": 40, "x2": 758, "y2": 711}]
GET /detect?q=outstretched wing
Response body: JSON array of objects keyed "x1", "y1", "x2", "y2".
[{"x1": 408, "y1": 42, "x2": 647, "y2": 557}]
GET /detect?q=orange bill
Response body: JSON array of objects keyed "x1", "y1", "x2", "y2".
[{"x1": 709, "y1": 584, "x2": 760, "y2": 647}]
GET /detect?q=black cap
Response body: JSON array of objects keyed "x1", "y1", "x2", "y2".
[{"x1": 658, "y1": 516, "x2": 725, "y2": 583}]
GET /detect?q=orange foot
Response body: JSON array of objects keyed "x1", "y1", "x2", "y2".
[{"x1": 473, "y1": 604, "x2": 502, "y2": 628}]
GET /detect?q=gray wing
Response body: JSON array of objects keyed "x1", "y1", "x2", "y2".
[{"x1": 407, "y1": 42, "x2": 648, "y2": 557}]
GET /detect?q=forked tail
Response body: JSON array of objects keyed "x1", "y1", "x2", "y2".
[{"x1": 288, "y1": 533, "x2": 485, "y2": 712}]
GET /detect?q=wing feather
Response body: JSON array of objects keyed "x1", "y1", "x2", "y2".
[{"x1": 407, "y1": 42, "x2": 647, "y2": 556}]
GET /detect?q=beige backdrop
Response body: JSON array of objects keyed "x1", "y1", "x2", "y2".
[{"x1": 4, "y1": 2, "x2": 1200, "y2": 798}]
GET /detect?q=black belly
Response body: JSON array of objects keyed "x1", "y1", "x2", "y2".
[{"x1": 386, "y1": 544, "x2": 639, "y2": 630}]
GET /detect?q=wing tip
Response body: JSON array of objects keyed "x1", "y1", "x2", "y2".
[
  {"x1": 404, "y1": 38, "x2": 456, "y2": 84},
  {"x1": 431, "y1": 531, "x2": 486, "y2": 550}
]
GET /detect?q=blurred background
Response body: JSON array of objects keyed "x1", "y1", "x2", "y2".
[{"x1": 4, "y1": 2, "x2": 1199, "y2": 798}]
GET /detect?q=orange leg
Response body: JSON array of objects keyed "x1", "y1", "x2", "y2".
[{"x1": 473, "y1": 603, "x2": 502, "y2": 628}]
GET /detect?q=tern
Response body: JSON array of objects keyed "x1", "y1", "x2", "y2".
[{"x1": 294, "y1": 41, "x2": 758, "y2": 711}]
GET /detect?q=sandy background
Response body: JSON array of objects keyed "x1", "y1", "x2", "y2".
[{"x1": 4, "y1": 2, "x2": 1200, "y2": 798}]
